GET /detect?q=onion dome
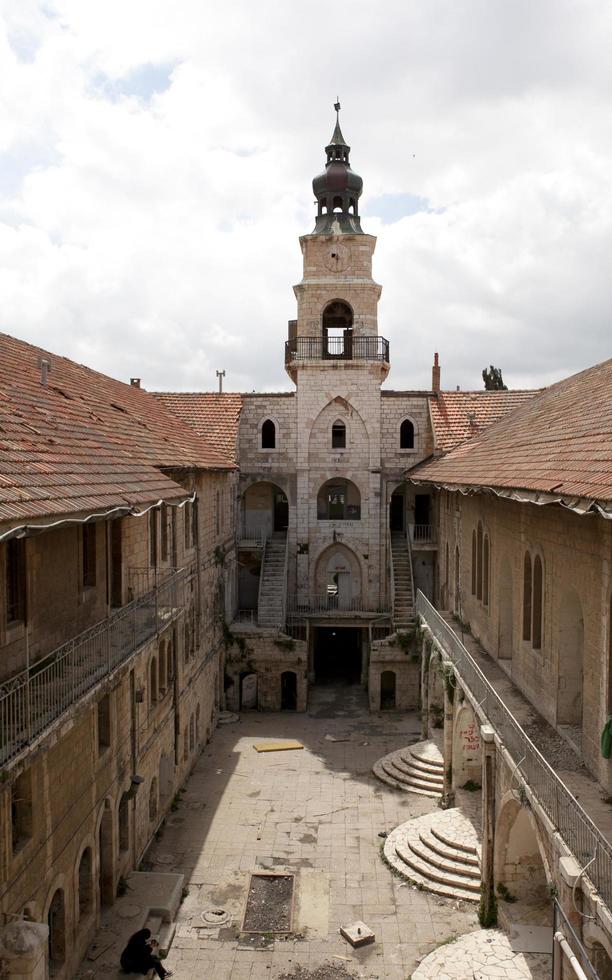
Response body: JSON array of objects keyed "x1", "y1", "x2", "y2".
[{"x1": 312, "y1": 102, "x2": 364, "y2": 234}]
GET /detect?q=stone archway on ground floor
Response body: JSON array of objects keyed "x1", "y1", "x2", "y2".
[
  {"x1": 494, "y1": 793, "x2": 552, "y2": 913},
  {"x1": 452, "y1": 699, "x2": 482, "y2": 788}
]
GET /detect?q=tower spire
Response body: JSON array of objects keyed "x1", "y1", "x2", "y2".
[{"x1": 311, "y1": 102, "x2": 364, "y2": 235}]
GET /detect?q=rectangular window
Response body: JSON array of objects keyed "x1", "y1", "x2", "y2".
[
  {"x1": 6, "y1": 539, "x2": 27, "y2": 624},
  {"x1": 82, "y1": 524, "x2": 97, "y2": 588},
  {"x1": 150, "y1": 509, "x2": 158, "y2": 566},
  {"x1": 160, "y1": 504, "x2": 168, "y2": 562}
]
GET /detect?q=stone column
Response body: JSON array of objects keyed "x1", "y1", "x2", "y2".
[
  {"x1": 441, "y1": 673, "x2": 455, "y2": 808},
  {"x1": 420, "y1": 636, "x2": 429, "y2": 741},
  {"x1": 0, "y1": 921, "x2": 49, "y2": 980},
  {"x1": 479, "y1": 724, "x2": 497, "y2": 926}
]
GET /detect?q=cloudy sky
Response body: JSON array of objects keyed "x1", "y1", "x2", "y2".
[{"x1": 1, "y1": 0, "x2": 611, "y2": 394}]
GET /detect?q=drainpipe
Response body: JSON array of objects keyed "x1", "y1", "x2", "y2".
[{"x1": 553, "y1": 932, "x2": 589, "y2": 980}]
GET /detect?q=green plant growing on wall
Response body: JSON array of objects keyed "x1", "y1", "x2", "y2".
[
  {"x1": 430, "y1": 704, "x2": 444, "y2": 728},
  {"x1": 440, "y1": 662, "x2": 456, "y2": 703},
  {"x1": 396, "y1": 628, "x2": 416, "y2": 652},
  {"x1": 478, "y1": 889, "x2": 497, "y2": 928},
  {"x1": 496, "y1": 882, "x2": 517, "y2": 903},
  {"x1": 214, "y1": 545, "x2": 225, "y2": 565},
  {"x1": 461, "y1": 780, "x2": 481, "y2": 792}
]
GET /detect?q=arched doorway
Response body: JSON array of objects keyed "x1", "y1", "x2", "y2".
[
  {"x1": 498, "y1": 557, "x2": 513, "y2": 660},
  {"x1": 322, "y1": 300, "x2": 353, "y2": 359},
  {"x1": 494, "y1": 797, "x2": 551, "y2": 916},
  {"x1": 380, "y1": 671, "x2": 396, "y2": 710},
  {"x1": 118, "y1": 793, "x2": 130, "y2": 856},
  {"x1": 314, "y1": 542, "x2": 362, "y2": 609},
  {"x1": 78, "y1": 847, "x2": 93, "y2": 921},
  {"x1": 428, "y1": 657, "x2": 444, "y2": 733},
  {"x1": 281, "y1": 671, "x2": 297, "y2": 710},
  {"x1": 240, "y1": 671, "x2": 258, "y2": 709},
  {"x1": 557, "y1": 589, "x2": 584, "y2": 727},
  {"x1": 242, "y1": 481, "x2": 288, "y2": 538},
  {"x1": 47, "y1": 889, "x2": 66, "y2": 974},
  {"x1": 98, "y1": 808, "x2": 114, "y2": 908}
]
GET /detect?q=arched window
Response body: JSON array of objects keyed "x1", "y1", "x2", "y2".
[
  {"x1": 532, "y1": 555, "x2": 543, "y2": 649},
  {"x1": 47, "y1": 889, "x2": 66, "y2": 973},
  {"x1": 149, "y1": 657, "x2": 158, "y2": 706},
  {"x1": 483, "y1": 535, "x2": 490, "y2": 607},
  {"x1": 149, "y1": 777, "x2": 158, "y2": 822},
  {"x1": 331, "y1": 420, "x2": 346, "y2": 449},
  {"x1": 78, "y1": 848, "x2": 93, "y2": 920},
  {"x1": 158, "y1": 640, "x2": 166, "y2": 694},
  {"x1": 317, "y1": 478, "x2": 361, "y2": 520},
  {"x1": 400, "y1": 419, "x2": 415, "y2": 449},
  {"x1": 471, "y1": 531, "x2": 477, "y2": 595},
  {"x1": 118, "y1": 793, "x2": 130, "y2": 852},
  {"x1": 322, "y1": 301, "x2": 353, "y2": 359},
  {"x1": 523, "y1": 552, "x2": 532, "y2": 641},
  {"x1": 476, "y1": 522, "x2": 483, "y2": 600},
  {"x1": 261, "y1": 419, "x2": 276, "y2": 449}
]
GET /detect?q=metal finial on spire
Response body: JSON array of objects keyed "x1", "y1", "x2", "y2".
[{"x1": 334, "y1": 98, "x2": 341, "y2": 114}]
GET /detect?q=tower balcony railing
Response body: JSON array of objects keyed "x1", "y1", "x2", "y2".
[
  {"x1": 285, "y1": 335, "x2": 389, "y2": 364},
  {"x1": 0, "y1": 568, "x2": 187, "y2": 767}
]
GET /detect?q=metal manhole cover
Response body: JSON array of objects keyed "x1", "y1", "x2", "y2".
[{"x1": 201, "y1": 908, "x2": 231, "y2": 926}]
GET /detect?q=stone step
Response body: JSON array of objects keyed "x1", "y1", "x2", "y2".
[
  {"x1": 388, "y1": 754, "x2": 443, "y2": 786},
  {"x1": 399, "y1": 751, "x2": 444, "y2": 777},
  {"x1": 394, "y1": 840, "x2": 481, "y2": 893},
  {"x1": 431, "y1": 825, "x2": 479, "y2": 857},
  {"x1": 419, "y1": 829, "x2": 480, "y2": 868},
  {"x1": 380, "y1": 759, "x2": 442, "y2": 798},
  {"x1": 408, "y1": 838, "x2": 480, "y2": 881},
  {"x1": 411, "y1": 746, "x2": 444, "y2": 769}
]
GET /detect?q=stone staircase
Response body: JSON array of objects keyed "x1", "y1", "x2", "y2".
[
  {"x1": 391, "y1": 532, "x2": 415, "y2": 630},
  {"x1": 258, "y1": 533, "x2": 287, "y2": 628},
  {"x1": 383, "y1": 808, "x2": 481, "y2": 902},
  {"x1": 373, "y1": 738, "x2": 444, "y2": 797}
]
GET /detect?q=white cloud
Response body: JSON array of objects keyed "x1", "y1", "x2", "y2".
[{"x1": 0, "y1": 0, "x2": 611, "y2": 394}]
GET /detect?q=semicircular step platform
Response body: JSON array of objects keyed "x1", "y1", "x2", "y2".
[
  {"x1": 411, "y1": 928, "x2": 551, "y2": 978},
  {"x1": 373, "y1": 738, "x2": 444, "y2": 797},
  {"x1": 383, "y1": 808, "x2": 481, "y2": 902}
]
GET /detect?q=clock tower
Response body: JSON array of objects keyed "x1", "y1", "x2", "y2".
[{"x1": 287, "y1": 104, "x2": 389, "y2": 609}]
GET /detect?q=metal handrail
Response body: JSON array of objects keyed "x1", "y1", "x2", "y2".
[
  {"x1": 256, "y1": 535, "x2": 269, "y2": 627},
  {"x1": 416, "y1": 590, "x2": 612, "y2": 908},
  {"x1": 405, "y1": 526, "x2": 416, "y2": 617},
  {"x1": 238, "y1": 524, "x2": 266, "y2": 546},
  {"x1": 288, "y1": 594, "x2": 389, "y2": 614},
  {"x1": 388, "y1": 526, "x2": 396, "y2": 626},
  {"x1": 280, "y1": 533, "x2": 290, "y2": 629},
  {"x1": 285, "y1": 335, "x2": 389, "y2": 364},
  {"x1": 0, "y1": 569, "x2": 187, "y2": 767},
  {"x1": 408, "y1": 523, "x2": 436, "y2": 543}
]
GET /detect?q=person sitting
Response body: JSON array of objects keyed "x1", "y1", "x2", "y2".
[{"x1": 119, "y1": 928, "x2": 173, "y2": 978}]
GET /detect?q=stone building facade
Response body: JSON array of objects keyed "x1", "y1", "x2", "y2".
[{"x1": 0, "y1": 339, "x2": 237, "y2": 979}]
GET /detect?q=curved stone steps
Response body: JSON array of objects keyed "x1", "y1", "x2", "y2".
[
  {"x1": 380, "y1": 759, "x2": 442, "y2": 797},
  {"x1": 373, "y1": 738, "x2": 444, "y2": 798},
  {"x1": 419, "y1": 829, "x2": 480, "y2": 868},
  {"x1": 383, "y1": 808, "x2": 482, "y2": 903}
]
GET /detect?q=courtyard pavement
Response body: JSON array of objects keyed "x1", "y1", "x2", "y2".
[{"x1": 80, "y1": 684, "x2": 481, "y2": 979}]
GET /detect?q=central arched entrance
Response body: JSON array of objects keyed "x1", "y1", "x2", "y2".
[
  {"x1": 314, "y1": 543, "x2": 362, "y2": 609},
  {"x1": 313, "y1": 627, "x2": 363, "y2": 685}
]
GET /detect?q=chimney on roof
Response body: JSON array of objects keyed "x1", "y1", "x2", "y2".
[
  {"x1": 39, "y1": 357, "x2": 51, "y2": 386},
  {"x1": 432, "y1": 352, "x2": 441, "y2": 393},
  {"x1": 130, "y1": 378, "x2": 141, "y2": 388}
]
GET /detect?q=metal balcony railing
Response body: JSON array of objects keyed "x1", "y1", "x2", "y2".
[
  {"x1": 409, "y1": 523, "x2": 436, "y2": 544},
  {"x1": 288, "y1": 594, "x2": 389, "y2": 615},
  {"x1": 285, "y1": 335, "x2": 389, "y2": 364},
  {"x1": 0, "y1": 569, "x2": 187, "y2": 767},
  {"x1": 238, "y1": 524, "x2": 266, "y2": 547},
  {"x1": 416, "y1": 590, "x2": 612, "y2": 909}
]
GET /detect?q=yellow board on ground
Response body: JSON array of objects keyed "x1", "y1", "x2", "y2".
[{"x1": 253, "y1": 740, "x2": 304, "y2": 753}]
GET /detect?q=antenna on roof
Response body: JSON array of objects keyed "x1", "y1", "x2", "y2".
[{"x1": 216, "y1": 369, "x2": 226, "y2": 394}]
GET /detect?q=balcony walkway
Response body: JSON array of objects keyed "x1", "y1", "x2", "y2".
[
  {"x1": 0, "y1": 569, "x2": 186, "y2": 767},
  {"x1": 417, "y1": 593, "x2": 612, "y2": 909},
  {"x1": 438, "y1": 610, "x2": 612, "y2": 846}
]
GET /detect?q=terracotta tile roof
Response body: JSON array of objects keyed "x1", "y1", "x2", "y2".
[
  {"x1": 153, "y1": 393, "x2": 243, "y2": 461},
  {"x1": 412, "y1": 359, "x2": 612, "y2": 505},
  {"x1": 429, "y1": 389, "x2": 539, "y2": 453},
  {"x1": 0, "y1": 333, "x2": 234, "y2": 525}
]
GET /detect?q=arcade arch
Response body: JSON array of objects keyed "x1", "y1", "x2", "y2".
[
  {"x1": 241, "y1": 481, "x2": 289, "y2": 536},
  {"x1": 494, "y1": 794, "x2": 551, "y2": 909}
]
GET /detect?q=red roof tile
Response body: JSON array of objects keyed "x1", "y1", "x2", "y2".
[
  {"x1": 429, "y1": 389, "x2": 538, "y2": 453},
  {"x1": 0, "y1": 333, "x2": 234, "y2": 525},
  {"x1": 153, "y1": 392, "x2": 243, "y2": 461},
  {"x1": 412, "y1": 359, "x2": 612, "y2": 505}
]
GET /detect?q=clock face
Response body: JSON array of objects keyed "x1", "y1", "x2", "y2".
[{"x1": 324, "y1": 243, "x2": 351, "y2": 273}]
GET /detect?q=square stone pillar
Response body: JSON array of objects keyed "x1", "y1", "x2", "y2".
[{"x1": 479, "y1": 724, "x2": 497, "y2": 926}]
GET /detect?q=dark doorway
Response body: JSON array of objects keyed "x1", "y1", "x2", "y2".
[
  {"x1": 314, "y1": 627, "x2": 362, "y2": 684},
  {"x1": 390, "y1": 493, "x2": 404, "y2": 532},
  {"x1": 380, "y1": 671, "x2": 396, "y2": 710},
  {"x1": 274, "y1": 492, "x2": 289, "y2": 532},
  {"x1": 99, "y1": 808, "x2": 114, "y2": 907},
  {"x1": 415, "y1": 494, "x2": 430, "y2": 526},
  {"x1": 281, "y1": 671, "x2": 297, "y2": 710}
]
